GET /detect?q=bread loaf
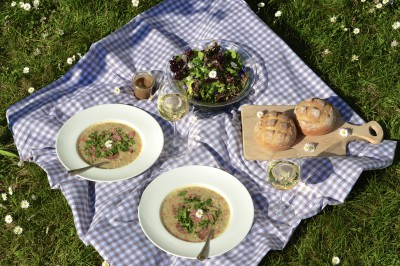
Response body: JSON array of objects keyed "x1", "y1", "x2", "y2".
[
  {"x1": 294, "y1": 98, "x2": 336, "y2": 136},
  {"x1": 254, "y1": 111, "x2": 297, "y2": 151}
]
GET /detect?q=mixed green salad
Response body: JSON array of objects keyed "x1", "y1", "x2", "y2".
[{"x1": 169, "y1": 42, "x2": 250, "y2": 103}]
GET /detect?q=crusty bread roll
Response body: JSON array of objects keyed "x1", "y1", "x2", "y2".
[
  {"x1": 254, "y1": 111, "x2": 297, "y2": 151},
  {"x1": 294, "y1": 98, "x2": 336, "y2": 136}
]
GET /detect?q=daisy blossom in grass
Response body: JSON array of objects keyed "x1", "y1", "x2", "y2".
[
  {"x1": 376, "y1": 3, "x2": 383, "y2": 8},
  {"x1": 330, "y1": 16, "x2": 337, "y2": 23},
  {"x1": 23, "y1": 3, "x2": 31, "y2": 11},
  {"x1": 13, "y1": 226, "x2": 23, "y2": 235},
  {"x1": 33, "y1": 0, "x2": 39, "y2": 9},
  {"x1": 275, "y1": 10, "x2": 282, "y2": 17},
  {"x1": 28, "y1": 87, "x2": 35, "y2": 93},
  {"x1": 351, "y1": 55, "x2": 359, "y2": 61},
  {"x1": 21, "y1": 200, "x2": 30, "y2": 209},
  {"x1": 8, "y1": 186, "x2": 13, "y2": 195},
  {"x1": 114, "y1": 86, "x2": 120, "y2": 95},
  {"x1": 19, "y1": 2, "x2": 24, "y2": 8},
  {"x1": 208, "y1": 70, "x2": 217, "y2": 78},
  {"x1": 391, "y1": 40, "x2": 398, "y2": 47},
  {"x1": 382, "y1": 0, "x2": 389, "y2": 4},
  {"x1": 353, "y1": 28, "x2": 360, "y2": 34},
  {"x1": 11, "y1": 2, "x2": 17, "y2": 7},
  {"x1": 102, "y1": 261, "x2": 110, "y2": 266},
  {"x1": 131, "y1": 0, "x2": 139, "y2": 7},
  {"x1": 31, "y1": 194, "x2": 37, "y2": 200},
  {"x1": 361, "y1": 0, "x2": 366, "y2": 2},
  {"x1": 5, "y1": 215, "x2": 13, "y2": 224},
  {"x1": 332, "y1": 256, "x2": 340, "y2": 265},
  {"x1": 1, "y1": 193, "x2": 6, "y2": 201},
  {"x1": 67, "y1": 57, "x2": 74, "y2": 65},
  {"x1": 23, "y1": 67, "x2": 29, "y2": 74},
  {"x1": 258, "y1": 2, "x2": 265, "y2": 8},
  {"x1": 322, "y1": 49, "x2": 331, "y2": 55},
  {"x1": 392, "y1": 22, "x2": 400, "y2": 30}
]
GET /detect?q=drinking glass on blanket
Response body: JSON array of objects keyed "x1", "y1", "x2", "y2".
[
  {"x1": 157, "y1": 81, "x2": 190, "y2": 155},
  {"x1": 263, "y1": 147, "x2": 302, "y2": 226}
]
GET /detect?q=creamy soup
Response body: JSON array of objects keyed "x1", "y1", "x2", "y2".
[
  {"x1": 77, "y1": 122, "x2": 142, "y2": 169},
  {"x1": 160, "y1": 186, "x2": 230, "y2": 242}
]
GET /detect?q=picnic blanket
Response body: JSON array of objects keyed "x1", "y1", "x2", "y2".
[{"x1": 6, "y1": 0, "x2": 396, "y2": 265}]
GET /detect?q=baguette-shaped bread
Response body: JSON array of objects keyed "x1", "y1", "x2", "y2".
[
  {"x1": 254, "y1": 111, "x2": 297, "y2": 151},
  {"x1": 294, "y1": 98, "x2": 336, "y2": 136}
]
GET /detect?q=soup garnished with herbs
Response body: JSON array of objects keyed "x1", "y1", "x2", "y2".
[
  {"x1": 160, "y1": 186, "x2": 230, "y2": 242},
  {"x1": 77, "y1": 122, "x2": 142, "y2": 169}
]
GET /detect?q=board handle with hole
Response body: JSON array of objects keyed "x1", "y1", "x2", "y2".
[{"x1": 349, "y1": 121, "x2": 384, "y2": 144}]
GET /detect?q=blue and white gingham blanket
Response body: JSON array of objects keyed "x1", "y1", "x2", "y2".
[{"x1": 6, "y1": 0, "x2": 396, "y2": 265}]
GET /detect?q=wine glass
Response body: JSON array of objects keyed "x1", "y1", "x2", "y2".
[
  {"x1": 157, "y1": 81, "x2": 190, "y2": 155},
  {"x1": 263, "y1": 147, "x2": 302, "y2": 227}
]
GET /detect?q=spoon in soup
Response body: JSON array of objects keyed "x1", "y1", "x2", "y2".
[
  {"x1": 67, "y1": 161, "x2": 109, "y2": 176},
  {"x1": 196, "y1": 228, "x2": 214, "y2": 261}
]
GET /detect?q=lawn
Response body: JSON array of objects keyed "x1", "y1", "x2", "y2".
[{"x1": 1, "y1": 0, "x2": 399, "y2": 265}]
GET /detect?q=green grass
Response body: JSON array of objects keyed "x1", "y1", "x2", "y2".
[{"x1": 1, "y1": 0, "x2": 399, "y2": 265}]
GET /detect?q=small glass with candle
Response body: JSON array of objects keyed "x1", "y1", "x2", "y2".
[{"x1": 132, "y1": 71, "x2": 155, "y2": 100}]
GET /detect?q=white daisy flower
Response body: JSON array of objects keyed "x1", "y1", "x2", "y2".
[
  {"x1": 23, "y1": 67, "x2": 29, "y2": 74},
  {"x1": 376, "y1": 3, "x2": 383, "y2": 8},
  {"x1": 343, "y1": 27, "x2": 348, "y2": 32},
  {"x1": 353, "y1": 28, "x2": 360, "y2": 34},
  {"x1": 382, "y1": 0, "x2": 389, "y2": 4},
  {"x1": 351, "y1": 55, "x2": 359, "y2": 61},
  {"x1": 392, "y1": 21, "x2": 400, "y2": 30},
  {"x1": 33, "y1": 48, "x2": 40, "y2": 56},
  {"x1": 303, "y1": 143, "x2": 316, "y2": 153},
  {"x1": 105, "y1": 140, "x2": 113, "y2": 149},
  {"x1": 1, "y1": 193, "x2": 7, "y2": 201},
  {"x1": 391, "y1": 40, "x2": 398, "y2": 47},
  {"x1": 339, "y1": 128, "x2": 349, "y2": 137},
  {"x1": 5, "y1": 215, "x2": 13, "y2": 224},
  {"x1": 322, "y1": 49, "x2": 331, "y2": 55},
  {"x1": 208, "y1": 70, "x2": 217, "y2": 78},
  {"x1": 21, "y1": 200, "x2": 30, "y2": 209},
  {"x1": 332, "y1": 256, "x2": 340, "y2": 265},
  {"x1": 113, "y1": 86, "x2": 120, "y2": 95},
  {"x1": 13, "y1": 226, "x2": 23, "y2": 235},
  {"x1": 8, "y1": 186, "x2": 13, "y2": 195},
  {"x1": 361, "y1": 0, "x2": 366, "y2": 2},
  {"x1": 33, "y1": 0, "x2": 39, "y2": 9},
  {"x1": 330, "y1": 16, "x2": 337, "y2": 23},
  {"x1": 195, "y1": 209, "x2": 203, "y2": 218},
  {"x1": 19, "y1": 2, "x2": 24, "y2": 8},
  {"x1": 28, "y1": 87, "x2": 35, "y2": 94},
  {"x1": 11, "y1": 2, "x2": 17, "y2": 7},
  {"x1": 131, "y1": 0, "x2": 139, "y2": 7},
  {"x1": 102, "y1": 261, "x2": 110, "y2": 266},
  {"x1": 23, "y1": 3, "x2": 31, "y2": 11},
  {"x1": 66, "y1": 57, "x2": 74, "y2": 65},
  {"x1": 258, "y1": 2, "x2": 265, "y2": 8},
  {"x1": 256, "y1": 111, "x2": 264, "y2": 118},
  {"x1": 275, "y1": 10, "x2": 282, "y2": 17}
]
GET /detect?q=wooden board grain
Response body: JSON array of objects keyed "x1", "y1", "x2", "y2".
[{"x1": 241, "y1": 105, "x2": 384, "y2": 160}]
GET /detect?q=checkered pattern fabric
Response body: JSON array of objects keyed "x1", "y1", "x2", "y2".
[{"x1": 6, "y1": 0, "x2": 396, "y2": 265}]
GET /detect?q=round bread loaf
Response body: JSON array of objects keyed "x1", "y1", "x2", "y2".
[
  {"x1": 254, "y1": 111, "x2": 297, "y2": 151},
  {"x1": 294, "y1": 98, "x2": 336, "y2": 136}
]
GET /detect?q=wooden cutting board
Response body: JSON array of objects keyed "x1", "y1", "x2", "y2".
[{"x1": 241, "y1": 105, "x2": 384, "y2": 160}]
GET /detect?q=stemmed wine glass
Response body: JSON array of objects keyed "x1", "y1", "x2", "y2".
[
  {"x1": 263, "y1": 147, "x2": 302, "y2": 227},
  {"x1": 157, "y1": 80, "x2": 190, "y2": 155}
]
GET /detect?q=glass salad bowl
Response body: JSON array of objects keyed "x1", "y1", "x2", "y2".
[{"x1": 165, "y1": 39, "x2": 257, "y2": 110}]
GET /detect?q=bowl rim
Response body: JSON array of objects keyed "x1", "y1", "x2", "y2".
[{"x1": 165, "y1": 39, "x2": 257, "y2": 109}]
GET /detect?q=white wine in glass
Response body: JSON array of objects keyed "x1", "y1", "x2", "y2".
[{"x1": 157, "y1": 82, "x2": 189, "y2": 149}]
